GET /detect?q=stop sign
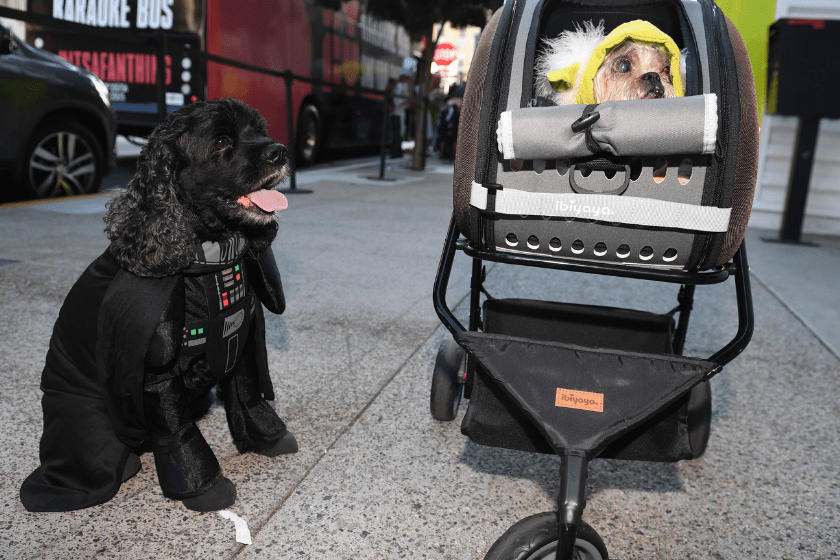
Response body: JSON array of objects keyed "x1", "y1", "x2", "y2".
[{"x1": 434, "y1": 42, "x2": 458, "y2": 66}]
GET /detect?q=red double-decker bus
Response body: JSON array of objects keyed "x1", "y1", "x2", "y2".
[{"x1": 24, "y1": 0, "x2": 412, "y2": 164}]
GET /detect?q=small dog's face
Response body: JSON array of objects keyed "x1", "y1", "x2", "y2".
[
  {"x1": 593, "y1": 41, "x2": 676, "y2": 102},
  {"x1": 176, "y1": 100, "x2": 290, "y2": 235}
]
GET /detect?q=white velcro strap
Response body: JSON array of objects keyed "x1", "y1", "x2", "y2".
[
  {"x1": 496, "y1": 111, "x2": 515, "y2": 159},
  {"x1": 470, "y1": 184, "x2": 731, "y2": 232},
  {"x1": 703, "y1": 94, "x2": 718, "y2": 155},
  {"x1": 470, "y1": 181, "x2": 488, "y2": 209}
]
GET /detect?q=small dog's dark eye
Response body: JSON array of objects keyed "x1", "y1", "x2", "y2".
[
  {"x1": 214, "y1": 137, "x2": 232, "y2": 151},
  {"x1": 662, "y1": 66, "x2": 672, "y2": 80},
  {"x1": 616, "y1": 58, "x2": 631, "y2": 73}
]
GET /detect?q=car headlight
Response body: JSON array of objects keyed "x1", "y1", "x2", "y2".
[{"x1": 89, "y1": 74, "x2": 111, "y2": 108}]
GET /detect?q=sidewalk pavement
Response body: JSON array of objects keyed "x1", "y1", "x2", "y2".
[{"x1": 0, "y1": 158, "x2": 837, "y2": 559}]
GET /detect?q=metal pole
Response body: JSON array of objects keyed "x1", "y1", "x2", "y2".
[
  {"x1": 708, "y1": 242, "x2": 754, "y2": 369},
  {"x1": 379, "y1": 91, "x2": 390, "y2": 180},
  {"x1": 463, "y1": 256, "x2": 483, "y2": 400},
  {"x1": 432, "y1": 217, "x2": 467, "y2": 336},
  {"x1": 778, "y1": 116, "x2": 820, "y2": 243},
  {"x1": 556, "y1": 453, "x2": 589, "y2": 560},
  {"x1": 420, "y1": 94, "x2": 428, "y2": 170},
  {"x1": 673, "y1": 284, "x2": 695, "y2": 356},
  {"x1": 368, "y1": 90, "x2": 397, "y2": 181},
  {"x1": 284, "y1": 71, "x2": 297, "y2": 191}
]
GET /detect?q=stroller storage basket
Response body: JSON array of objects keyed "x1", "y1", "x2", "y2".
[{"x1": 461, "y1": 299, "x2": 712, "y2": 461}]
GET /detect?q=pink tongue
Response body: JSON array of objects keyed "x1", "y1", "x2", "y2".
[{"x1": 238, "y1": 189, "x2": 288, "y2": 212}]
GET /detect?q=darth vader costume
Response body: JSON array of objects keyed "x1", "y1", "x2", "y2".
[{"x1": 20, "y1": 235, "x2": 289, "y2": 512}]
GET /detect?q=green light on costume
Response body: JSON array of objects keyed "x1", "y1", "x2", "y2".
[{"x1": 191, "y1": 329, "x2": 196, "y2": 336}]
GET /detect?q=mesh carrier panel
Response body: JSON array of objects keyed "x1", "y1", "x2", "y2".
[
  {"x1": 453, "y1": 9, "x2": 502, "y2": 237},
  {"x1": 717, "y1": 15, "x2": 759, "y2": 265}
]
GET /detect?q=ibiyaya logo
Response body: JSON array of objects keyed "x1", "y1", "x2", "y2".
[
  {"x1": 549, "y1": 199, "x2": 614, "y2": 219},
  {"x1": 222, "y1": 309, "x2": 245, "y2": 338},
  {"x1": 555, "y1": 388, "x2": 604, "y2": 412}
]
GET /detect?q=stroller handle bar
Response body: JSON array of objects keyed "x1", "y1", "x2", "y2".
[{"x1": 432, "y1": 215, "x2": 754, "y2": 369}]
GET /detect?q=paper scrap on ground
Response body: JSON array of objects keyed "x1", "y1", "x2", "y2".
[{"x1": 218, "y1": 510, "x2": 253, "y2": 545}]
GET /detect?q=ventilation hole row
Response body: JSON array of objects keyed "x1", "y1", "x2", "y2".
[
  {"x1": 505, "y1": 234, "x2": 679, "y2": 262},
  {"x1": 509, "y1": 158, "x2": 693, "y2": 184}
]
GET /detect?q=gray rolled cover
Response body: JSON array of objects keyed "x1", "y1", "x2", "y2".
[{"x1": 496, "y1": 94, "x2": 718, "y2": 160}]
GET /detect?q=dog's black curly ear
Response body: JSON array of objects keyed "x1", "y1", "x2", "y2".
[{"x1": 105, "y1": 112, "x2": 197, "y2": 278}]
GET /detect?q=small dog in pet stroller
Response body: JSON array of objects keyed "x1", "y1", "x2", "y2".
[{"x1": 431, "y1": 0, "x2": 760, "y2": 558}]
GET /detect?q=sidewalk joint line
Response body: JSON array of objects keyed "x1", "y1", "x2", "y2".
[
  {"x1": 234, "y1": 277, "x2": 475, "y2": 555},
  {"x1": 750, "y1": 271, "x2": 840, "y2": 361}
]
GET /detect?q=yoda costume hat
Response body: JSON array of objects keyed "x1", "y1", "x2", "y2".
[{"x1": 545, "y1": 20, "x2": 684, "y2": 105}]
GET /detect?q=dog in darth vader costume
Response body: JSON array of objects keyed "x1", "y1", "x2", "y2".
[{"x1": 20, "y1": 99, "x2": 297, "y2": 513}]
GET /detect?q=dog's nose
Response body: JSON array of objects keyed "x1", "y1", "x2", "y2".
[
  {"x1": 641, "y1": 72, "x2": 664, "y2": 96},
  {"x1": 641, "y1": 72, "x2": 662, "y2": 86},
  {"x1": 262, "y1": 143, "x2": 287, "y2": 165}
]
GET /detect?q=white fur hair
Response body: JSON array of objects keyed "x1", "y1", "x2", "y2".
[{"x1": 534, "y1": 20, "x2": 606, "y2": 105}]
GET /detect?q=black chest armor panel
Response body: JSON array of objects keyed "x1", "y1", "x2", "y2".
[{"x1": 180, "y1": 234, "x2": 257, "y2": 378}]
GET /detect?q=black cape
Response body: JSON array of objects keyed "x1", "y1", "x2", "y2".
[{"x1": 20, "y1": 246, "x2": 277, "y2": 512}]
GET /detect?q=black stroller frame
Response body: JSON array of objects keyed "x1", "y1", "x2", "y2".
[
  {"x1": 432, "y1": 217, "x2": 754, "y2": 559},
  {"x1": 430, "y1": 0, "x2": 759, "y2": 554}
]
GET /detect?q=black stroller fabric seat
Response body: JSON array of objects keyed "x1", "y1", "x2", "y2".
[
  {"x1": 457, "y1": 330, "x2": 717, "y2": 459},
  {"x1": 458, "y1": 299, "x2": 718, "y2": 461}
]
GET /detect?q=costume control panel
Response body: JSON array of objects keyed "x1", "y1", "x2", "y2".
[
  {"x1": 183, "y1": 326, "x2": 207, "y2": 349},
  {"x1": 216, "y1": 263, "x2": 246, "y2": 311}
]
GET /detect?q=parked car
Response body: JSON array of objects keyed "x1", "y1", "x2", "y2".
[{"x1": 0, "y1": 22, "x2": 116, "y2": 199}]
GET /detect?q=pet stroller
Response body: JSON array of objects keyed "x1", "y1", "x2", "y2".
[{"x1": 430, "y1": 0, "x2": 758, "y2": 558}]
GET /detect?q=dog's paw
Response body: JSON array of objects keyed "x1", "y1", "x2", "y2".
[
  {"x1": 181, "y1": 476, "x2": 236, "y2": 512},
  {"x1": 238, "y1": 431, "x2": 299, "y2": 458}
]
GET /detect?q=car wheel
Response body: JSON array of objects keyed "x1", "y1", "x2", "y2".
[
  {"x1": 485, "y1": 512, "x2": 609, "y2": 560},
  {"x1": 296, "y1": 104, "x2": 321, "y2": 167},
  {"x1": 22, "y1": 119, "x2": 103, "y2": 199}
]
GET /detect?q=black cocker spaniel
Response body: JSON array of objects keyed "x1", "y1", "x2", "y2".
[{"x1": 21, "y1": 99, "x2": 297, "y2": 513}]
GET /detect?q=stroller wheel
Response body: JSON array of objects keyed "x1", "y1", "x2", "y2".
[
  {"x1": 430, "y1": 338, "x2": 464, "y2": 421},
  {"x1": 687, "y1": 380, "x2": 712, "y2": 458},
  {"x1": 484, "y1": 512, "x2": 608, "y2": 560}
]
